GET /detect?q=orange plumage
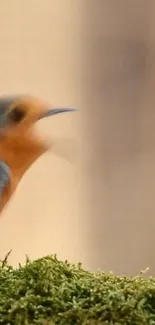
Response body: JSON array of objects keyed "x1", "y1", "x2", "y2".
[{"x1": 0, "y1": 95, "x2": 75, "y2": 214}]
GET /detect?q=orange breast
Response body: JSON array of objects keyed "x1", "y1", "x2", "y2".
[{"x1": 0, "y1": 130, "x2": 48, "y2": 214}]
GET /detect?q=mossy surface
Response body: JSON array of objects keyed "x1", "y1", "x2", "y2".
[{"x1": 0, "y1": 254, "x2": 155, "y2": 324}]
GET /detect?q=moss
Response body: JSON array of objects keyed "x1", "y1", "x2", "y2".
[{"x1": 0, "y1": 253, "x2": 155, "y2": 324}]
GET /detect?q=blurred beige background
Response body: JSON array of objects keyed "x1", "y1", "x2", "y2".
[
  {"x1": 0, "y1": 0, "x2": 155, "y2": 276},
  {"x1": 0, "y1": 0, "x2": 82, "y2": 267}
]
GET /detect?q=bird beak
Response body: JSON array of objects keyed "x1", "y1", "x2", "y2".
[{"x1": 39, "y1": 108, "x2": 77, "y2": 120}]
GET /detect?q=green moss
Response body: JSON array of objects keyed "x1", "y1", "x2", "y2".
[{"x1": 0, "y1": 253, "x2": 155, "y2": 324}]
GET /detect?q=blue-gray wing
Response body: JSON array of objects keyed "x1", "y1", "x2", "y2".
[{"x1": 0, "y1": 160, "x2": 11, "y2": 196}]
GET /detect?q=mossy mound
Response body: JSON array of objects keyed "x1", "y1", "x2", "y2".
[{"x1": 0, "y1": 254, "x2": 155, "y2": 324}]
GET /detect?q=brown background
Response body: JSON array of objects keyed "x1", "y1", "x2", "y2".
[{"x1": 0, "y1": 0, "x2": 155, "y2": 276}]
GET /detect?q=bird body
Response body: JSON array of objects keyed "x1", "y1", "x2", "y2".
[
  {"x1": 0, "y1": 131, "x2": 46, "y2": 213},
  {"x1": 0, "y1": 95, "x2": 76, "y2": 215}
]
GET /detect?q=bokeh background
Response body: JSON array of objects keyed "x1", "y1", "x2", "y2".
[{"x1": 0, "y1": 0, "x2": 155, "y2": 276}]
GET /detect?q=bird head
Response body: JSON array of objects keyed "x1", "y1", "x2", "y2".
[
  {"x1": 0, "y1": 95, "x2": 77, "y2": 164},
  {"x1": 0, "y1": 95, "x2": 76, "y2": 136}
]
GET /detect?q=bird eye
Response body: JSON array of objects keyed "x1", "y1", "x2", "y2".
[{"x1": 7, "y1": 105, "x2": 26, "y2": 123}]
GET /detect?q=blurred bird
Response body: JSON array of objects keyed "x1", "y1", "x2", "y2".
[{"x1": 0, "y1": 95, "x2": 76, "y2": 214}]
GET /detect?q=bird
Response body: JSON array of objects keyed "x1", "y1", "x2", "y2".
[{"x1": 0, "y1": 94, "x2": 76, "y2": 215}]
